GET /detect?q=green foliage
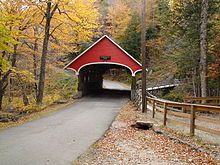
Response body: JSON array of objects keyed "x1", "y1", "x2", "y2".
[
  {"x1": 53, "y1": 76, "x2": 77, "y2": 99},
  {"x1": 162, "y1": 88, "x2": 184, "y2": 102},
  {"x1": 158, "y1": 0, "x2": 201, "y2": 78},
  {"x1": 156, "y1": 0, "x2": 220, "y2": 97},
  {"x1": 0, "y1": 16, "x2": 20, "y2": 71},
  {"x1": 67, "y1": 43, "x2": 89, "y2": 60},
  {"x1": 119, "y1": 13, "x2": 141, "y2": 60},
  {"x1": 0, "y1": 56, "x2": 9, "y2": 71},
  {"x1": 2, "y1": 69, "x2": 77, "y2": 115},
  {"x1": 45, "y1": 70, "x2": 77, "y2": 99},
  {"x1": 101, "y1": 0, "x2": 109, "y2": 7},
  {"x1": 146, "y1": 23, "x2": 159, "y2": 40},
  {"x1": 0, "y1": 16, "x2": 20, "y2": 52},
  {"x1": 119, "y1": 12, "x2": 160, "y2": 61},
  {"x1": 0, "y1": 25, "x2": 17, "y2": 52}
]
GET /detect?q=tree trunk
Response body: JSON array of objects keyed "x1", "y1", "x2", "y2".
[
  {"x1": 0, "y1": 44, "x2": 18, "y2": 111},
  {"x1": 141, "y1": 0, "x2": 147, "y2": 113},
  {"x1": 22, "y1": 90, "x2": 29, "y2": 106},
  {"x1": 7, "y1": 74, "x2": 11, "y2": 104},
  {"x1": 200, "y1": 0, "x2": 208, "y2": 98},
  {"x1": 192, "y1": 76, "x2": 196, "y2": 97},
  {"x1": 36, "y1": 2, "x2": 52, "y2": 105},
  {"x1": 0, "y1": 82, "x2": 4, "y2": 111},
  {"x1": 33, "y1": 39, "x2": 38, "y2": 99},
  {"x1": 217, "y1": 76, "x2": 220, "y2": 97},
  {"x1": 36, "y1": 2, "x2": 59, "y2": 105}
]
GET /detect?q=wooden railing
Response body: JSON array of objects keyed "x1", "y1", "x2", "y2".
[
  {"x1": 184, "y1": 97, "x2": 220, "y2": 106},
  {"x1": 146, "y1": 96, "x2": 220, "y2": 136}
]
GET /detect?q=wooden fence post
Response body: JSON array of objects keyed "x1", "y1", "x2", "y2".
[
  {"x1": 163, "y1": 102, "x2": 167, "y2": 126},
  {"x1": 152, "y1": 100, "x2": 155, "y2": 118},
  {"x1": 190, "y1": 105, "x2": 195, "y2": 135},
  {"x1": 183, "y1": 99, "x2": 186, "y2": 113}
]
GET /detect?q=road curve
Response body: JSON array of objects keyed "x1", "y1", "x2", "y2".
[{"x1": 0, "y1": 89, "x2": 129, "y2": 165}]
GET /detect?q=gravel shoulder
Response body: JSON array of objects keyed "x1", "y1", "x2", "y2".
[{"x1": 73, "y1": 101, "x2": 219, "y2": 165}]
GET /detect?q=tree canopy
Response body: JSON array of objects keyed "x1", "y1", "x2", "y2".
[{"x1": 0, "y1": 0, "x2": 219, "y2": 111}]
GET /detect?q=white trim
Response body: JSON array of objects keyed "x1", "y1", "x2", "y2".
[
  {"x1": 134, "y1": 68, "x2": 148, "y2": 75},
  {"x1": 64, "y1": 35, "x2": 107, "y2": 69},
  {"x1": 63, "y1": 35, "x2": 142, "y2": 70},
  {"x1": 134, "y1": 69, "x2": 142, "y2": 75},
  {"x1": 66, "y1": 64, "x2": 144, "y2": 76},
  {"x1": 77, "y1": 62, "x2": 137, "y2": 76}
]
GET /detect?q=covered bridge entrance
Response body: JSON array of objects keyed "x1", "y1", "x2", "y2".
[{"x1": 64, "y1": 35, "x2": 142, "y2": 98}]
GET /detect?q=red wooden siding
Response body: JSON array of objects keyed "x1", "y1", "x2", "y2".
[{"x1": 65, "y1": 35, "x2": 142, "y2": 76}]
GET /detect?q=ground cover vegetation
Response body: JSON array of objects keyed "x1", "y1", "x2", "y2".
[
  {"x1": 101, "y1": 0, "x2": 220, "y2": 100},
  {"x1": 0, "y1": 0, "x2": 100, "y2": 122}
]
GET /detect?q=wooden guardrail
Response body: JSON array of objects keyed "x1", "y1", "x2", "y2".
[
  {"x1": 183, "y1": 97, "x2": 220, "y2": 106},
  {"x1": 146, "y1": 97, "x2": 220, "y2": 136}
]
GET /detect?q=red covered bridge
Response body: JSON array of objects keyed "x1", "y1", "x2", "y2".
[{"x1": 64, "y1": 35, "x2": 142, "y2": 97}]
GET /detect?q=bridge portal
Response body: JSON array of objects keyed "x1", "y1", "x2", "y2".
[{"x1": 64, "y1": 35, "x2": 142, "y2": 98}]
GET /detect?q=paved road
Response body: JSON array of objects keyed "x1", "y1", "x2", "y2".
[
  {"x1": 0, "y1": 89, "x2": 129, "y2": 165},
  {"x1": 103, "y1": 80, "x2": 130, "y2": 90}
]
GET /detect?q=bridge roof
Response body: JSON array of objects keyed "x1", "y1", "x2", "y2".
[{"x1": 64, "y1": 35, "x2": 142, "y2": 76}]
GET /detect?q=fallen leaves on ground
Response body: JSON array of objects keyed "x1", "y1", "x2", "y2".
[{"x1": 74, "y1": 101, "x2": 219, "y2": 165}]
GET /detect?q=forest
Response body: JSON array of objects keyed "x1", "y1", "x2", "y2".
[{"x1": 0, "y1": 0, "x2": 219, "y2": 117}]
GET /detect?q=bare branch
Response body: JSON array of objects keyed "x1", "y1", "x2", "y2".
[
  {"x1": 39, "y1": 16, "x2": 45, "y2": 26},
  {"x1": 50, "y1": 23, "x2": 63, "y2": 36},
  {"x1": 24, "y1": 41, "x2": 33, "y2": 49},
  {"x1": 3, "y1": 82, "x2": 8, "y2": 91},
  {"x1": 50, "y1": 0, "x2": 60, "y2": 17}
]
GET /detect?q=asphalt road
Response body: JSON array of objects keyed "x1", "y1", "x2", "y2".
[
  {"x1": 103, "y1": 80, "x2": 130, "y2": 90},
  {"x1": 0, "y1": 86, "x2": 129, "y2": 165}
]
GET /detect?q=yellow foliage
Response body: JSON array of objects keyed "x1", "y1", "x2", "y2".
[
  {"x1": 0, "y1": 0, "x2": 100, "y2": 75},
  {"x1": 0, "y1": 0, "x2": 100, "y2": 58},
  {"x1": 30, "y1": 0, "x2": 100, "y2": 54},
  {"x1": 0, "y1": 0, "x2": 100, "y2": 110},
  {"x1": 169, "y1": 0, "x2": 195, "y2": 10},
  {"x1": 107, "y1": 1, "x2": 132, "y2": 41}
]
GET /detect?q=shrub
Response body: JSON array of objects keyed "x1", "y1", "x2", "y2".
[{"x1": 162, "y1": 88, "x2": 184, "y2": 102}]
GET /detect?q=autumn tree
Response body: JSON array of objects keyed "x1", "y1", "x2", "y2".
[
  {"x1": 0, "y1": 0, "x2": 35, "y2": 110},
  {"x1": 0, "y1": 0, "x2": 100, "y2": 110},
  {"x1": 35, "y1": 1, "x2": 58, "y2": 105},
  {"x1": 0, "y1": 18, "x2": 16, "y2": 110},
  {"x1": 106, "y1": 0, "x2": 132, "y2": 42},
  {"x1": 24, "y1": 0, "x2": 100, "y2": 105}
]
